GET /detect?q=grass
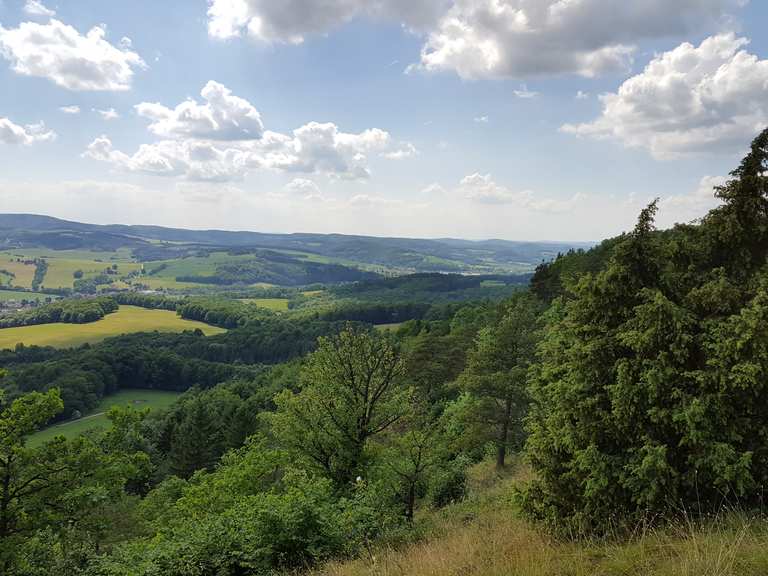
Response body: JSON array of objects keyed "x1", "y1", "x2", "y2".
[
  {"x1": 28, "y1": 389, "x2": 181, "y2": 446},
  {"x1": 0, "y1": 258, "x2": 37, "y2": 288},
  {"x1": 315, "y1": 462, "x2": 768, "y2": 576},
  {"x1": 43, "y1": 259, "x2": 141, "y2": 289},
  {"x1": 0, "y1": 249, "x2": 142, "y2": 290},
  {"x1": 0, "y1": 305, "x2": 225, "y2": 349},
  {"x1": 239, "y1": 298, "x2": 290, "y2": 311}
]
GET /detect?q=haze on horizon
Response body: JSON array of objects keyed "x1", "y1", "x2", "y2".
[{"x1": 1, "y1": 0, "x2": 767, "y2": 242}]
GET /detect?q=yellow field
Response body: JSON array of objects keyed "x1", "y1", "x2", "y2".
[
  {"x1": 43, "y1": 259, "x2": 142, "y2": 289},
  {"x1": 0, "y1": 258, "x2": 37, "y2": 288},
  {"x1": 0, "y1": 305, "x2": 225, "y2": 349}
]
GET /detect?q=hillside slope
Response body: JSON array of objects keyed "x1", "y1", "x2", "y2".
[{"x1": 0, "y1": 214, "x2": 589, "y2": 274}]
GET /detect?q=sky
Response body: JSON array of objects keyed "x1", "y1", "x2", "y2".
[{"x1": 0, "y1": 0, "x2": 767, "y2": 242}]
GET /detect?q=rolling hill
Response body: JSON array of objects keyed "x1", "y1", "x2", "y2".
[{"x1": 0, "y1": 213, "x2": 589, "y2": 275}]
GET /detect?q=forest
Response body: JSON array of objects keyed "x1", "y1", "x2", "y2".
[{"x1": 1, "y1": 129, "x2": 767, "y2": 575}]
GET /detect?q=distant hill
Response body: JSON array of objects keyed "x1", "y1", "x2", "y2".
[{"x1": 0, "y1": 214, "x2": 590, "y2": 274}]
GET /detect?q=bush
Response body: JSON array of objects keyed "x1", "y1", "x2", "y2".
[{"x1": 429, "y1": 456, "x2": 470, "y2": 508}]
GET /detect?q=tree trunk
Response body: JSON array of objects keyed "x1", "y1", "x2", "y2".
[
  {"x1": 405, "y1": 481, "x2": 416, "y2": 523},
  {"x1": 496, "y1": 396, "x2": 513, "y2": 469}
]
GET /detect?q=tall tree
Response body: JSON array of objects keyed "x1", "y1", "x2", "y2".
[
  {"x1": 271, "y1": 326, "x2": 411, "y2": 488},
  {"x1": 523, "y1": 128, "x2": 768, "y2": 534},
  {"x1": 458, "y1": 293, "x2": 540, "y2": 469}
]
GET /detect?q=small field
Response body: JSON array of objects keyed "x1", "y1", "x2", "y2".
[
  {"x1": 29, "y1": 389, "x2": 181, "y2": 446},
  {"x1": 0, "y1": 249, "x2": 141, "y2": 290},
  {"x1": 0, "y1": 257, "x2": 37, "y2": 288},
  {"x1": 239, "y1": 298, "x2": 290, "y2": 311},
  {"x1": 0, "y1": 305, "x2": 225, "y2": 349}
]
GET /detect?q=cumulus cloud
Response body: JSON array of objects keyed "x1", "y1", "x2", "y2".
[
  {"x1": 561, "y1": 33, "x2": 768, "y2": 159},
  {"x1": 460, "y1": 172, "x2": 585, "y2": 212},
  {"x1": 284, "y1": 178, "x2": 324, "y2": 200},
  {"x1": 85, "y1": 81, "x2": 412, "y2": 182},
  {"x1": 23, "y1": 0, "x2": 55, "y2": 17},
  {"x1": 135, "y1": 81, "x2": 264, "y2": 140},
  {"x1": 94, "y1": 107, "x2": 119, "y2": 120},
  {"x1": 0, "y1": 117, "x2": 55, "y2": 145},
  {"x1": 418, "y1": 0, "x2": 744, "y2": 79},
  {"x1": 210, "y1": 0, "x2": 745, "y2": 80},
  {"x1": 0, "y1": 19, "x2": 145, "y2": 91},
  {"x1": 207, "y1": 0, "x2": 450, "y2": 43},
  {"x1": 513, "y1": 85, "x2": 539, "y2": 99},
  {"x1": 382, "y1": 142, "x2": 419, "y2": 160},
  {"x1": 59, "y1": 105, "x2": 81, "y2": 114}
]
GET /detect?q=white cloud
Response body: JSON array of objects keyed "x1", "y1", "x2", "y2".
[
  {"x1": 514, "y1": 85, "x2": 539, "y2": 99},
  {"x1": 59, "y1": 105, "x2": 81, "y2": 114},
  {"x1": 421, "y1": 182, "x2": 446, "y2": 196},
  {"x1": 94, "y1": 107, "x2": 119, "y2": 120},
  {"x1": 23, "y1": 0, "x2": 55, "y2": 17},
  {"x1": 135, "y1": 81, "x2": 264, "y2": 140},
  {"x1": 207, "y1": 0, "x2": 450, "y2": 43},
  {"x1": 0, "y1": 19, "x2": 145, "y2": 91},
  {"x1": 417, "y1": 0, "x2": 743, "y2": 79},
  {"x1": 0, "y1": 117, "x2": 55, "y2": 145},
  {"x1": 576, "y1": 90, "x2": 590, "y2": 100},
  {"x1": 561, "y1": 33, "x2": 768, "y2": 159},
  {"x1": 460, "y1": 172, "x2": 586, "y2": 212},
  {"x1": 284, "y1": 178, "x2": 324, "y2": 200},
  {"x1": 208, "y1": 0, "x2": 743, "y2": 80},
  {"x1": 85, "y1": 82, "x2": 409, "y2": 182},
  {"x1": 659, "y1": 175, "x2": 726, "y2": 224},
  {"x1": 474, "y1": 115, "x2": 489, "y2": 123},
  {"x1": 382, "y1": 142, "x2": 418, "y2": 159}
]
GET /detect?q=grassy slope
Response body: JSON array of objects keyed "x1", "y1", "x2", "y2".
[
  {"x1": 29, "y1": 389, "x2": 181, "y2": 446},
  {"x1": 0, "y1": 305, "x2": 225, "y2": 349},
  {"x1": 317, "y1": 462, "x2": 768, "y2": 576}
]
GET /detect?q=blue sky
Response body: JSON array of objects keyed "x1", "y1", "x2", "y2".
[{"x1": 1, "y1": 0, "x2": 767, "y2": 241}]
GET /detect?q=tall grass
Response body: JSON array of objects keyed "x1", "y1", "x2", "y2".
[{"x1": 313, "y1": 462, "x2": 768, "y2": 576}]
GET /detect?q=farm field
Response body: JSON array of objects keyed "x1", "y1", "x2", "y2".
[
  {"x1": 44, "y1": 258, "x2": 142, "y2": 289},
  {"x1": 0, "y1": 249, "x2": 141, "y2": 290},
  {"x1": 28, "y1": 389, "x2": 182, "y2": 446},
  {"x1": 0, "y1": 257, "x2": 37, "y2": 288},
  {"x1": 239, "y1": 298, "x2": 290, "y2": 311},
  {"x1": 0, "y1": 305, "x2": 225, "y2": 349}
]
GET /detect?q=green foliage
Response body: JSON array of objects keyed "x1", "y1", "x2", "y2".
[
  {"x1": 457, "y1": 293, "x2": 540, "y2": 468},
  {"x1": 272, "y1": 326, "x2": 411, "y2": 489},
  {"x1": 0, "y1": 296, "x2": 118, "y2": 328},
  {"x1": 92, "y1": 440, "x2": 395, "y2": 576},
  {"x1": 0, "y1": 389, "x2": 145, "y2": 575},
  {"x1": 522, "y1": 128, "x2": 768, "y2": 535}
]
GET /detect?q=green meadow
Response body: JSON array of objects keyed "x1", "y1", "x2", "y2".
[
  {"x1": 0, "y1": 305, "x2": 225, "y2": 349},
  {"x1": 28, "y1": 389, "x2": 182, "y2": 446}
]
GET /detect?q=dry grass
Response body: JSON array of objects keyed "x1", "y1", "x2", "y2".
[{"x1": 314, "y1": 462, "x2": 768, "y2": 576}]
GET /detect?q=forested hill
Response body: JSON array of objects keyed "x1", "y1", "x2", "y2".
[{"x1": 0, "y1": 214, "x2": 588, "y2": 274}]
